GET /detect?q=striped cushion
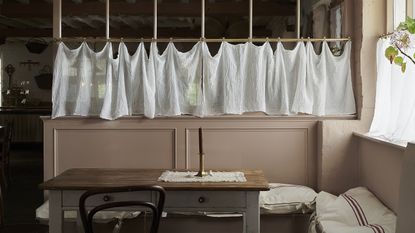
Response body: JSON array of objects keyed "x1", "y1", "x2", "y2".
[{"x1": 313, "y1": 187, "x2": 396, "y2": 233}]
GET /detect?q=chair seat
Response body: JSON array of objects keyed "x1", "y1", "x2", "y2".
[{"x1": 1, "y1": 224, "x2": 48, "y2": 233}]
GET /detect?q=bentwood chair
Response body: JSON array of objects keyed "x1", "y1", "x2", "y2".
[
  {"x1": 0, "y1": 166, "x2": 48, "y2": 233},
  {"x1": 79, "y1": 186, "x2": 166, "y2": 233}
]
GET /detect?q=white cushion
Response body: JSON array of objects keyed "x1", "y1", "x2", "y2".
[
  {"x1": 36, "y1": 200, "x2": 141, "y2": 223},
  {"x1": 314, "y1": 187, "x2": 396, "y2": 233},
  {"x1": 259, "y1": 183, "x2": 317, "y2": 214}
]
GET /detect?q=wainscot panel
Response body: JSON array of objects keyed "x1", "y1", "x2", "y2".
[{"x1": 42, "y1": 116, "x2": 318, "y2": 188}]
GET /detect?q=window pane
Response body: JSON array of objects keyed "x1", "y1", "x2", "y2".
[
  {"x1": 253, "y1": 0, "x2": 297, "y2": 38},
  {"x1": 205, "y1": 0, "x2": 249, "y2": 38},
  {"x1": 110, "y1": 0, "x2": 155, "y2": 38},
  {"x1": 158, "y1": 0, "x2": 201, "y2": 38},
  {"x1": 300, "y1": 0, "x2": 344, "y2": 38},
  {"x1": 62, "y1": 0, "x2": 106, "y2": 38},
  {"x1": 394, "y1": 0, "x2": 406, "y2": 28}
]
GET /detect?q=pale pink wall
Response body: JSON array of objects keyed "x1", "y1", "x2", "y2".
[
  {"x1": 355, "y1": 133, "x2": 405, "y2": 213},
  {"x1": 43, "y1": 0, "x2": 389, "y2": 195},
  {"x1": 43, "y1": 116, "x2": 319, "y2": 188},
  {"x1": 318, "y1": 0, "x2": 387, "y2": 194}
]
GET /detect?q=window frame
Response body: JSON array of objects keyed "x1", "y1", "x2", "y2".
[
  {"x1": 388, "y1": 0, "x2": 413, "y2": 32},
  {"x1": 53, "y1": 0, "x2": 304, "y2": 40}
]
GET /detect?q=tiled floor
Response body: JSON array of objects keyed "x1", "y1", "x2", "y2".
[{"x1": 3, "y1": 145, "x2": 44, "y2": 224}]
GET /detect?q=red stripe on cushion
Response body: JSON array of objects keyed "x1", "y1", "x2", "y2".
[
  {"x1": 374, "y1": 224, "x2": 385, "y2": 233},
  {"x1": 344, "y1": 194, "x2": 369, "y2": 225},
  {"x1": 341, "y1": 194, "x2": 363, "y2": 226},
  {"x1": 367, "y1": 225, "x2": 379, "y2": 233}
]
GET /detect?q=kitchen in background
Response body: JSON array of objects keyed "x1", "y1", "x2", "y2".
[{"x1": 0, "y1": 38, "x2": 52, "y2": 144}]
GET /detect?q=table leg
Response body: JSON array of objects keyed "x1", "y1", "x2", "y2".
[
  {"x1": 244, "y1": 191, "x2": 260, "y2": 233},
  {"x1": 49, "y1": 191, "x2": 64, "y2": 233}
]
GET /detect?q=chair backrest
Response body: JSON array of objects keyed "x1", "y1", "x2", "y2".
[{"x1": 79, "y1": 185, "x2": 165, "y2": 233}]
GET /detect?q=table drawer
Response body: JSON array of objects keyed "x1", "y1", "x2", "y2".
[
  {"x1": 63, "y1": 191, "x2": 152, "y2": 207},
  {"x1": 165, "y1": 191, "x2": 246, "y2": 208}
]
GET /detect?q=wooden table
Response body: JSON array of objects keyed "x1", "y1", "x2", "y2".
[{"x1": 40, "y1": 169, "x2": 269, "y2": 233}]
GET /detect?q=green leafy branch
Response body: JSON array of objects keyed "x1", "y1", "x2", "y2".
[{"x1": 385, "y1": 17, "x2": 415, "y2": 73}]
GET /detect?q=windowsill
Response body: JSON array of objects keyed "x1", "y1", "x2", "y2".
[
  {"x1": 353, "y1": 132, "x2": 407, "y2": 151},
  {"x1": 40, "y1": 114, "x2": 358, "y2": 121}
]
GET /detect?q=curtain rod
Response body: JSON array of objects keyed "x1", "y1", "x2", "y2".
[
  {"x1": 53, "y1": 37, "x2": 352, "y2": 43},
  {"x1": 379, "y1": 32, "x2": 394, "y2": 38}
]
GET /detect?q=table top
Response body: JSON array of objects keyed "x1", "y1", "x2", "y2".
[{"x1": 40, "y1": 169, "x2": 270, "y2": 191}]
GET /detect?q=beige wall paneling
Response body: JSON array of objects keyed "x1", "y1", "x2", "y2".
[
  {"x1": 43, "y1": 117, "x2": 318, "y2": 188},
  {"x1": 54, "y1": 128, "x2": 177, "y2": 173},
  {"x1": 355, "y1": 134, "x2": 415, "y2": 233},
  {"x1": 186, "y1": 124, "x2": 317, "y2": 187},
  {"x1": 396, "y1": 143, "x2": 415, "y2": 233},
  {"x1": 44, "y1": 118, "x2": 181, "y2": 179},
  {"x1": 355, "y1": 133, "x2": 405, "y2": 213}
]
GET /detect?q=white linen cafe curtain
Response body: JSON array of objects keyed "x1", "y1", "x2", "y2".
[
  {"x1": 52, "y1": 41, "x2": 356, "y2": 119},
  {"x1": 368, "y1": 39, "x2": 415, "y2": 145}
]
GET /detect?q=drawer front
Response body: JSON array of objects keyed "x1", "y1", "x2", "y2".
[
  {"x1": 63, "y1": 191, "x2": 152, "y2": 207},
  {"x1": 165, "y1": 191, "x2": 246, "y2": 209}
]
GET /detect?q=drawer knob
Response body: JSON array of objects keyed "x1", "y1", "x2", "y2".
[
  {"x1": 198, "y1": 197, "x2": 206, "y2": 203},
  {"x1": 103, "y1": 195, "x2": 111, "y2": 202}
]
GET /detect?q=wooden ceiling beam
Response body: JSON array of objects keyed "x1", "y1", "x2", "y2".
[
  {"x1": 62, "y1": 17, "x2": 83, "y2": 29},
  {"x1": 0, "y1": 1, "x2": 295, "y2": 18},
  {"x1": 16, "y1": 0, "x2": 30, "y2": 4}
]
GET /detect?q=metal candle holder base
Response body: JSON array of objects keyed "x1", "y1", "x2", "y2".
[{"x1": 195, "y1": 153, "x2": 208, "y2": 177}]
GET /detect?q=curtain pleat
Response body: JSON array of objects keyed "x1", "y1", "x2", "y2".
[
  {"x1": 270, "y1": 42, "x2": 307, "y2": 115},
  {"x1": 52, "y1": 41, "x2": 356, "y2": 119},
  {"x1": 152, "y1": 42, "x2": 203, "y2": 117},
  {"x1": 121, "y1": 42, "x2": 155, "y2": 118}
]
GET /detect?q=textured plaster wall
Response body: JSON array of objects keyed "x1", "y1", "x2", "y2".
[{"x1": 318, "y1": 0, "x2": 387, "y2": 194}]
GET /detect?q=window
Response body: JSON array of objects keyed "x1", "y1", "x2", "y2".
[
  {"x1": 52, "y1": 0, "x2": 354, "y2": 119},
  {"x1": 369, "y1": 0, "x2": 415, "y2": 145},
  {"x1": 56, "y1": 0, "x2": 351, "y2": 41},
  {"x1": 394, "y1": 0, "x2": 407, "y2": 28},
  {"x1": 413, "y1": 0, "x2": 415, "y2": 17},
  {"x1": 62, "y1": 0, "x2": 106, "y2": 38}
]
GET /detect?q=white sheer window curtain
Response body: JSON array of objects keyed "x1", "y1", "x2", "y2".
[
  {"x1": 52, "y1": 41, "x2": 356, "y2": 119},
  {"x1": 368, "y1": 39, "x2": 415, "y2": 146}
]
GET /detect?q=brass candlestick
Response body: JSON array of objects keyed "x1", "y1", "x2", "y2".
[{"x1": 195, "y1": 153, "x2": 208, "y2": 177}]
